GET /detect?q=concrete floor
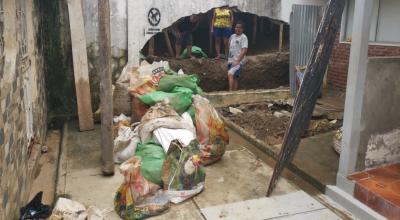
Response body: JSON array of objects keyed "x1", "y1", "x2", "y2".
[
  {"x1": 54, "y1": 121, "x2": 346, "y2": 219},
  {"x1": 294, "y1": 131, "x2": 340, "y2": 189}
]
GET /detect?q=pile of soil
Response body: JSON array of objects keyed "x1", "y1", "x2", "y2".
[
  {"x1": 149, "y1": 52, "x2": 289, "y2": 92},
  {"x1": 219, "y1": 102, "x2": 342, "y2": 146}
]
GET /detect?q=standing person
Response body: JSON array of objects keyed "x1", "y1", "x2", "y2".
[
  {"x1": 173, "y1": 15, "x2": 199, "y2": 59},
  {"x1": 227, "y1": 21, "x2": 248, "y2": 91},
  {"x1": 211, "y1": 6, "x2": 233, "y2": 59}
]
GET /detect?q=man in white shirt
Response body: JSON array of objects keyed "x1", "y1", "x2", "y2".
[{"x1": 227, "y1": 21, "x2": 248, "y2": 91}]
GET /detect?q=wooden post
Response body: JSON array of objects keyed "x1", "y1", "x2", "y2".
[
  {"x1": 267, "y1": 0, "x2": 345, "y2": 196},
  {"x1": 252, "y1": 15, "x2": 258, "y2": 45},
  {"x1": 148, "y1": 37, "x2": 155, "y2": 56},
  {"x1": 163, "y1": 29, "x2": 174, "y2": 57},
  {"x1": 67, "y1": 0, "x2": 94, "y2": 131},
  {"x1": 279, "y1": 23, "x2": 283, "y2": 52},
  {"x1": 98, "y1": 0, "x2": 114, "y2": 176}
]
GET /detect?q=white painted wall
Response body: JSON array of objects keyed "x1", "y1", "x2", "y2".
[
  {"x1": 80, "y1": 0, "x2": 330, "y2": 66},
  {"x1": 82, "y1": 0, "x2": 128, "y2": 58},
  {"x1": 127, "y1": 0, "x2": 282, "y2": 65},
  {"x1": 280, "y1": 0, "x2": 328, "y2": 23}
]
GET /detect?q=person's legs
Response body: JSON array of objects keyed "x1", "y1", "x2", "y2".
[
  {"x1": 214, "y1": 27, "x2": 223, "y2": 58},
  {"x1": 222, "y1": 28, "x2": 232, "y2": 58},
  {"x1": 223, "y1": 37, "x2": 229, "y2": 59},
  {"x1": 186, "y1": 34, "x2": 194, "y2": 59},
  {"x1": 215, "y1": 37, "x2": 222, "y2": 58},
  {"x1": 228, "y1": 63, "x2": 242, "y2": 91},
  {"x1": 175, "y1": 44, "x2": 182, "y2": 59},
  {"x1": 233, "y1": 78, "x2": 238, "y2": 90},
  {"x1": 174, "y1": 31, "x2": 183, "y2": 59},
  {"x1": 228, "y1": 74, "x2": 234, "y2": 91}
]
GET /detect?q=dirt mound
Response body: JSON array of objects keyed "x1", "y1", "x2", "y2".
[{"x1": 149, "y1": 52, "x2": 289, "y2": 92}]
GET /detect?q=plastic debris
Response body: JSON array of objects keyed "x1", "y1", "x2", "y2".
[
  {"x1": 193, "y1": 95, "x2": 229, "y2": 165},
  {"x1": 229, "y1": 107, "x2": 243, "y2": 115},
  {"x1": 162, "y1": 140, "x2": 206, "y2": 203},
  {"x1": 273, "y1": 111, "x2": 285, "y2": 118},
  {"x1": 19, "y1": 192, "x2": 51, "y2": 220},
  {"x1": 114, "y1": 157, "x2": 169, "y2": 220},
  {"x1": 114, "y1": 126, "x2": 140, "y2": 164},
  {"x1": 48, "y1": 198, "x2": 87, "y2": 220}
]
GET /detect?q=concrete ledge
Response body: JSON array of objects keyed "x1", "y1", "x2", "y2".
[
  {"x1": 56, "y1": 123, "x2": 69, "y2": 198},
  {"x1": 205, "y1": 88, "x2": 290, "y2": 108},
  {"x1": 326, "y1": 185, "x2": 385, "y2": 220},
  {"x1": 222, "y1": 115, "x2": 327, "y2": 192},
  {"x1": 29, "y1": 130, "x2": 62, "y2": 206}
]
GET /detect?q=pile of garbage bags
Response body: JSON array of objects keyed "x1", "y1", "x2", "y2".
[{"x1": 112, "y1": 61, "x2": 229, "y2": 219}]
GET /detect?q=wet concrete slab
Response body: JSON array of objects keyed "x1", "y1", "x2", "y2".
[
  {"x1": 293, "y1": 131, "x2": 340, "y2": 189},
  {"x1": 201, "y1": 191, "x2": 340, "y2": 220}
]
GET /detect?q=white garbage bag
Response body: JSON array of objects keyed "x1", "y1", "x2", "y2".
[
  {"x1": 49, "y1": 198, "x2": 87, "y2": 220},
  {"x1": 114, "y1": 126, "x2": 140, "y2": 164}
]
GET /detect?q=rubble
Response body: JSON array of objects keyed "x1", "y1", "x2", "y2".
[{"x1": 111, "y1": 60, "x2": 229, "y2": 219}]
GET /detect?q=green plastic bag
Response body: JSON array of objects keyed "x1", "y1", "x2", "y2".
[
  {"x1": 164, "y1": 68, "x2": 178, "y2": 75},
  {"x1": 180, "y1": 46, "x2": 208, "y2": 59},
  {"x1": 158, "y1": 74, "x2": 203, "y2": 94},
  {"x1": 138, "y1": 87, "x2": 193, "y2": 114},
  {"x1": 135, "y1": 140, "x2": 166, "y2": 186},
  {"x1": 185, "y1": 105, "x2": 196, "y2": 122}
]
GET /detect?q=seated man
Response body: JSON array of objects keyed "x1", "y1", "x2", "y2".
[{"x1": 172, "y1": 15, "x2": 199, "y2": 59}]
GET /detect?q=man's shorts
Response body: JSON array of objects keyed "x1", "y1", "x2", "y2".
[
  {"x1": 228, "y1": 63, "x2": 242, "y2": 79},
  {"x1": 173, "y1": 31, "x2": 193, "y2": 46},
  {"x1": 213, "y1": 27, "x2": 232, "y2": 38}
]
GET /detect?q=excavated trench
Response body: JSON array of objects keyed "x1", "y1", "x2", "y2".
[{"x1": 218, "y1": 101, "x2": 343, "y2": 146}]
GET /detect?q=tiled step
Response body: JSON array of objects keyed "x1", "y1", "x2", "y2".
[{"x1": 348, "y1": 163, "x2": 400, "y2": 219}]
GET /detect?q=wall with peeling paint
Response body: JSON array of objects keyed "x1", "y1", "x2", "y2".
[
  {"x1": 0, "y1": 1, "x2": 47, "y2": 219},
  {"x1": 357, "y1": 58, "x2": 400, "y2": 170}
]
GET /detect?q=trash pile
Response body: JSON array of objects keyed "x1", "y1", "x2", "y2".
[{"x1": 112, "y1": 61, "x2": 229, "y2": 219}]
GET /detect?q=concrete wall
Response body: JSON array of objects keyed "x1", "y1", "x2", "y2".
[
  {"x1": 356, "y1": 58, "x2": 400, "y2": 170},
  {"x1": 0, "y1": 1, "x2": 47, "y2": 219},
  {"x1": 80, "y1": 0, "x2": 283, "y2": 70},
  {"x1": 127, "y1": 0, "x2": 282, "y2": 65}
]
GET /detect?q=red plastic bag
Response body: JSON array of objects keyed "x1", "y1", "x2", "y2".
[{"x1": 193, "y1": 95, "x2": 229, "y2": 165}]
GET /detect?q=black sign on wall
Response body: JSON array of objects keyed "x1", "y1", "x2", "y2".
[{"x1": 148, "y1": 8, "x2": 161, "y2": 26}]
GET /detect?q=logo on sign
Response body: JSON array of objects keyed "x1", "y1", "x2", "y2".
[{"x1": 148, "y1": 8, "x2": 161, "y2": 26}]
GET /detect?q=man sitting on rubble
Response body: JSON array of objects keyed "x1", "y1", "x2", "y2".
[
  {"x1": 227, "y1": 21, "x2": 248, "y2": 91},
  {"x1": 172, "y1": 15, "x2": 199, "y2": 59}
]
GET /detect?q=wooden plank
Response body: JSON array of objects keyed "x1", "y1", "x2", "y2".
[
  {"x1": 267, "y1": 0, "x2": 346, "y2": 196},
  {"x1": 252, "y1": 15, "x2": 258, "y2": 45},
  {"x1": 201, "y1": 191, "x2": 338, "y2": 220},
  {"x1": 98, "y1": 0, "x2": 114, "y2": 175},
  {"x1": 279, "y1": 23, "x2": 283, "y2": 52},
  {"x1": 148, "y1": 36, "x2": 155, "y2": 56},
  {"x1": 163, "y1": 29, "x2": 174, "y2": 57},
  {"x1": 67, "y1": 0, "x2": 94, "y2": 131}
]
